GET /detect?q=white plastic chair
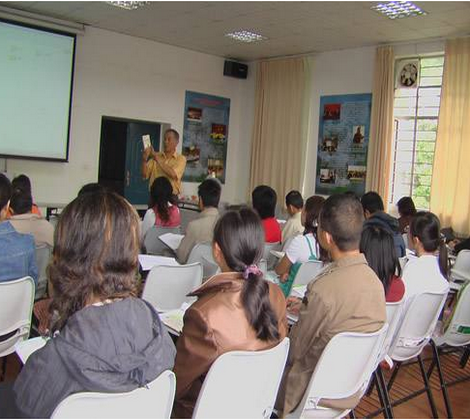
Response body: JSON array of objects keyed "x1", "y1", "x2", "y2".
[
  {"x1": 381, "y1": 291, "x2": 449, "y2": 418},
  {"x1": 0, "y1": 277, "x2": 35, "y2": 358},
  {"x1": 144, "y1": 226, "x2": 181, "y2": 255},
  {"x1": 51, "y1": 369, "x2": 176, "y2": 419},
  {"x1": 285, "y1": 325, "x2": 388, "y2": 419},
  {"x1": 263, "y1": 242, "x2": 282, "y2": 271},
  {"x1": 187, "y1": 242, "x2": 219, "y2": 279},
  {"x1": 450, "y1": 249, "x2": 470, "y2": 281},
  {"x1": 259, "y1": 259, "x2": 268, "y2": 277},
  {"x1": 292, "y1": 260, "x2": 324, "y2": 287},
  {"x1": 35, "y1": 244, "x2": 52, "y2": 300},
  {"x1": 402, "y1": 233, "x2": 409, "y2": 250},
  {"x1": 193, "y1": 337, "x2": 290, "y2": 419},
  {"x1": 142, "y1": 263, "x2": 202, "y2": 312}
]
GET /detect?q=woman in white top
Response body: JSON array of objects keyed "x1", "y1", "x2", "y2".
[
  {"x1": 402, "y1": 211, "x2": 449, "y2": 301},
  {"x1": 275, "y1": 196, "x2": 326, "y2": 281}
]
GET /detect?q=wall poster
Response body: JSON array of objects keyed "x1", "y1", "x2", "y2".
[
  {"x1": 315, "y1": 93, "x2": 372, "y2": 196},
  {"x1": 182, "y1": 91, "x2": 231, "y2": 184}
]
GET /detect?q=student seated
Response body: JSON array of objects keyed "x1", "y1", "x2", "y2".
[
  {"x1": 141, "y1": 176, "x2": 181, "y2": 240},
  {"x1": 252, "y1": 185, "x2": 282, "y2": 243},
  {"x1": 8, "y1": 185, "x2": 54, "y2": 247},
  {"x1": 173, "y1": 208, "x2": 288, "y2": 418},
  {"x1": 396, "y1": 196, "x2": 417, "y2": 234},
  {"x1": 77, "y1": 182, "x2": 107, "y2": 196},
  {"x1": 361, "y1": 191, "x2": 406, "y2": 257},
  {"x1": 282, "y1": 190, "x2": 304, "y2": 247},
  {"x1": 275, "y1": 193, "x2": 386, "y2": 416},
  {"x1": 6, "y1": 174, "x2": 42, "y2": 218},
  {"x1": 360, "y1": 225, "x2": 405, "y2": 302},
  {"x1": 403, "y1": 211, "x2": 449, "y2": 302},
  {"x1": 275, "y1": 195, "x2": 325, "y2": 296},
  {"x1": 8, "y1": 191, "x2": 176, "y2": 418},
  {"x1": 176, "y1": 179, "x2": 221, "y2": 263},
  {"x1": 0, "y1": 174, "x2": 37, "y2": 284}
]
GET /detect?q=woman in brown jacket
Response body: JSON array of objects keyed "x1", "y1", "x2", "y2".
[{"x1": 173, "y1": 207, "x2": 288, "y2": 418}]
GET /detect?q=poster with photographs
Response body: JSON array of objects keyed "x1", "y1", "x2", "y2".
[
  {"x1": 315, "y1": 93, "x2": 372, "y2": 196},
  {"x1": 182, "y1": 91, "x2": 231, "y2": 184}
]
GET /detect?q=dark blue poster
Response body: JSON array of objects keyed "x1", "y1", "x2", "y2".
[
  {"x1": 315, "y1": 93, "x2": 372, "y2": 196},
  {"x1": 182, "y1": 91, "x2": 231, "y2": 184}
]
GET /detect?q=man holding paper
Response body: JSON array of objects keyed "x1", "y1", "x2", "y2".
[{"x1": 141, "y1": 129, "x2": 186, "y2": 195}]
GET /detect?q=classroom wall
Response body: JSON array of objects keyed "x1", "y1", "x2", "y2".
[{"x1": 6, "y1": 26, "x2": 256, "y2": 206}]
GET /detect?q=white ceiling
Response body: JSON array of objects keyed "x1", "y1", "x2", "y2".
[{"x1": 2, "y1": 1, "x2": 470, "y2": 61}]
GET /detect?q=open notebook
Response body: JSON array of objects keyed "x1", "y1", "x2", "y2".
[
  {"x1": 15, "y1": 337, "x2": 49, "y2": 364},
  {"x1": 138, "y1": 254, "x2": 179, "y2": 271},
  {"x1": 160, "y1": 302, "x2": 191, "y2": 336},
  {"x1": 158, "y1": 233, "x2": 184, "y2": 251}
]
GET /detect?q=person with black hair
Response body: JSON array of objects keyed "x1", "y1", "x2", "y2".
[
  {"x1": 7, "y1": 174, "x2": 42, "y2": 217},
  {"x1": 282, "y1": 190, "x2": 304, "y2": 247},
  {"x1": 0, "y1": 174, "x2": 37, "y2": 284},
  {"x1": 403, "y1": 211, "x2": 449, "y2": 304},
  {"x1": 9, "y1": 184, "x2": 54, "y2": 247},
  {"x1": 360, "y1": 225, "x2": 405, "y2": 302},
  {"x1": 252, "y1": 185, "x2": 282, "y2": 243},
  {"x1": 141, "y1": 177, "x2": 181, "y2": 240},
  {"x1": 361, "y1": 191, "x2": 406, "y2": 257},
  {"x1": 77, "y1": 182, "x2": 107, "y2": 197},
  {"x1": 396, "y1": 196, "x2": 417, "y2": 234},
  {"x1": 173, "y1": 207, "x2": 287, "y2": 418},
  {"x1": 276, "y1": 193, "x2": 386, "y2": 416},
  {"x1": 176, "y1": 179, "x2": 221, "y2": 263}
]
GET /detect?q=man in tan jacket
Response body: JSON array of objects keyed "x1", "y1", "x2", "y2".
[
  {"x1": 276, "y1": 193, "x2": 386, "y2": 416},
  {"x1": 176, "y1": 179, "x2": 221, "y2": 263}
]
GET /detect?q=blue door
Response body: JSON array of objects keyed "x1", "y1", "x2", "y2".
[{"x1": 124, "y1": 122, "x2": 160, "y2": 205}]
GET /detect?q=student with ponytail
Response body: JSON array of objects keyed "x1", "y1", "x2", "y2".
[
  {"x1": 173, "y1": 207, "x2": 287, "y2": 418},
  {"x1": 403, "y1": 211, "x2": 449, "y2": 302}
]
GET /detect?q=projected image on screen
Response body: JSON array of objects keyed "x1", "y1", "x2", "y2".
[{"x1": 0, "y1": 21, "x2": 75, "y2": 161}]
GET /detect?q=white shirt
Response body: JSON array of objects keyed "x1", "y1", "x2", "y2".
[
  {"x1": 402, "y1": 254, "x2": 449, "y2": 302},
  {"x1": 281, "y1": 212, "x2": 304, "y2": 248},
  {"x1": 285, "y1": 233, "x2": 318, "y2": 264}
]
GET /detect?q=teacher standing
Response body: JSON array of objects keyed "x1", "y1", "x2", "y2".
[{"x1": 141, "y1": 129, "x2": 187, "y2": 195}]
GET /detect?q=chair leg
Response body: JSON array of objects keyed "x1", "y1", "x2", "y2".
[
  {"x1": 460, "y1": 346, "x2": 470, "y2": 369},
  {"x1": 431, "y1": 340, "x2": 453, "y2": 418},
  {"x1": 417, "y1": 354, "x2": 439, "y2": 419},
  {"x1": 0, "y1": 356, "x2": 7, "y2": 382},
  {"x1": 349, "y1": 409, "x2": 356, "y2": 419},
  {"x1": 377, "y1": 365, "x2": 394, "y2": 418},
  {"x1": 374, "y1": 370, "x2": 391, "y2": 419},
  {"x1": 387, "y1": 361, "x2": 401, "y2": 392},
  {"x1": 365, "y1": 374, "x2": 376, "y2": 397}
]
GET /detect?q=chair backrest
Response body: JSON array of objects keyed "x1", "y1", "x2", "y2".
[
  {"x1": 51, "y1": 370, "x2": 176, "y2": 419},
  {"x1": 187, "y1": 242, "x2": 219, "y2": 279},
  {"x1": 389, "y1": 291, "x2": 448, "y2": 361},
  {"x1": 451, "y1": 249, "x2": 470, "y2": 281},
  {"x1": 144, "y1": 226, "x2": 181, "y2": 255},
  {"x1": 263, "y1": 242, "x2": 282, "y2": 270},
  {"x1": 259, "y1": 259, "x2": 268, "y2": 277},
  {"x1": 402, "y1": 233, "x2": 409, "y2": 249},
  {"x1": 0, "y1": 277, "x2": 35, "y2": 357},
  {"x1": 377, "y1": 300, "x2": 405, "y2": 364},
  {"x1": 439, "y1": 282, "x2": 470, "y2": 347},
  {"x1": 142, "y1": 263, "x2": 203, "y2": 312},
  {"x1": 193, "y1": 337, "x2": 290, "y2": 419},
  {"x1": 293, "y1": 260, "x2": 324, "y2": 287},
  {"x1": 291, "y1": 325, "x2": 388, "y2": 418},
  {"x1": 35, "y1": 244, "x2": 52, "y2": 300}
]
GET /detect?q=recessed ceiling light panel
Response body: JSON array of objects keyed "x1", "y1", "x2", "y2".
[
  {"x1": 225, "y1": 30, "x2": 267, "y2": 43},
  {"x1": 371, "y1": 1, "x2": 427, "y2": 19},
  {"x1": 107, "y1": 1, "x2": 149, "y2": 11}
]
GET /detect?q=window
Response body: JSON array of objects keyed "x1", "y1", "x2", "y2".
[{"x1": 389, "y1": 56, "x2": 444, "y2": 210}]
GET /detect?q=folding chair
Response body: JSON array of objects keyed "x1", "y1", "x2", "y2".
[
  {"x1": 143, "y1": 226, "x2": 181, "y2": 255},
  {"x1": 35, "y1": 244, "x2": 52, "y2": 300},
  {"x1": 187, "y1": 242, "x2": 219, "y2": 280},
  {"x1": 193, "y1": 338, "x2": 290, "y2": 419},
  {"x1": 51, "y1": 370, "x2": 176, "y2": 418}
]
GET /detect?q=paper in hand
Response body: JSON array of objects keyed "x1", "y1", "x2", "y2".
[{"x1": 142, "y1": 134, "x2": 151, "y2": 149}]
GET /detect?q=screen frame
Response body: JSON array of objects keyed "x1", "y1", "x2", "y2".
[{"x1": 0, "y1": 18, "x2": 77, "y2": 162}]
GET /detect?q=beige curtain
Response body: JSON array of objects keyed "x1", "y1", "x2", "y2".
[
  {"x1": 366, "y1": 46, "x2": 395, "y2": 204},
  {"x1": 430, "y1": 38, "x2": 470, "y2": 236},
  {"x1": 249, "y1": 58, "x2": 310, "y2": 204}
]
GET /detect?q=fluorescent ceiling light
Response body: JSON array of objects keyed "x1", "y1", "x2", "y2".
[
  {"x1": 371, "y1": 1, "x2": 427, "y2": 19},
  {"x1": 225, "y1": 30, "x2": 267, "y2": 43},
  {"x1": 106, "y1": 1, "x2": 149, "y2": 10}
]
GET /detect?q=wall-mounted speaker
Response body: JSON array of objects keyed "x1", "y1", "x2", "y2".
[{"x1": 224, "y1": 60, "x2": 248, "y2": 79}]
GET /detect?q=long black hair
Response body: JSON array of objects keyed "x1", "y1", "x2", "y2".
[
  {"x1": 303, "y1": 195, "x2": 328, "y2": 261},
  {"x1": 213, "y1": 207, "x2": 280, "y2": 341},
  {"x1": 409, "y1": 211, "x2": 448, "y2": 279},
  {"x1": 360, "y1": 225, "x2": 401, "y2": 294},
  {"x1": 149, "y1": 177, "x2": 174, "y2": 223}
]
